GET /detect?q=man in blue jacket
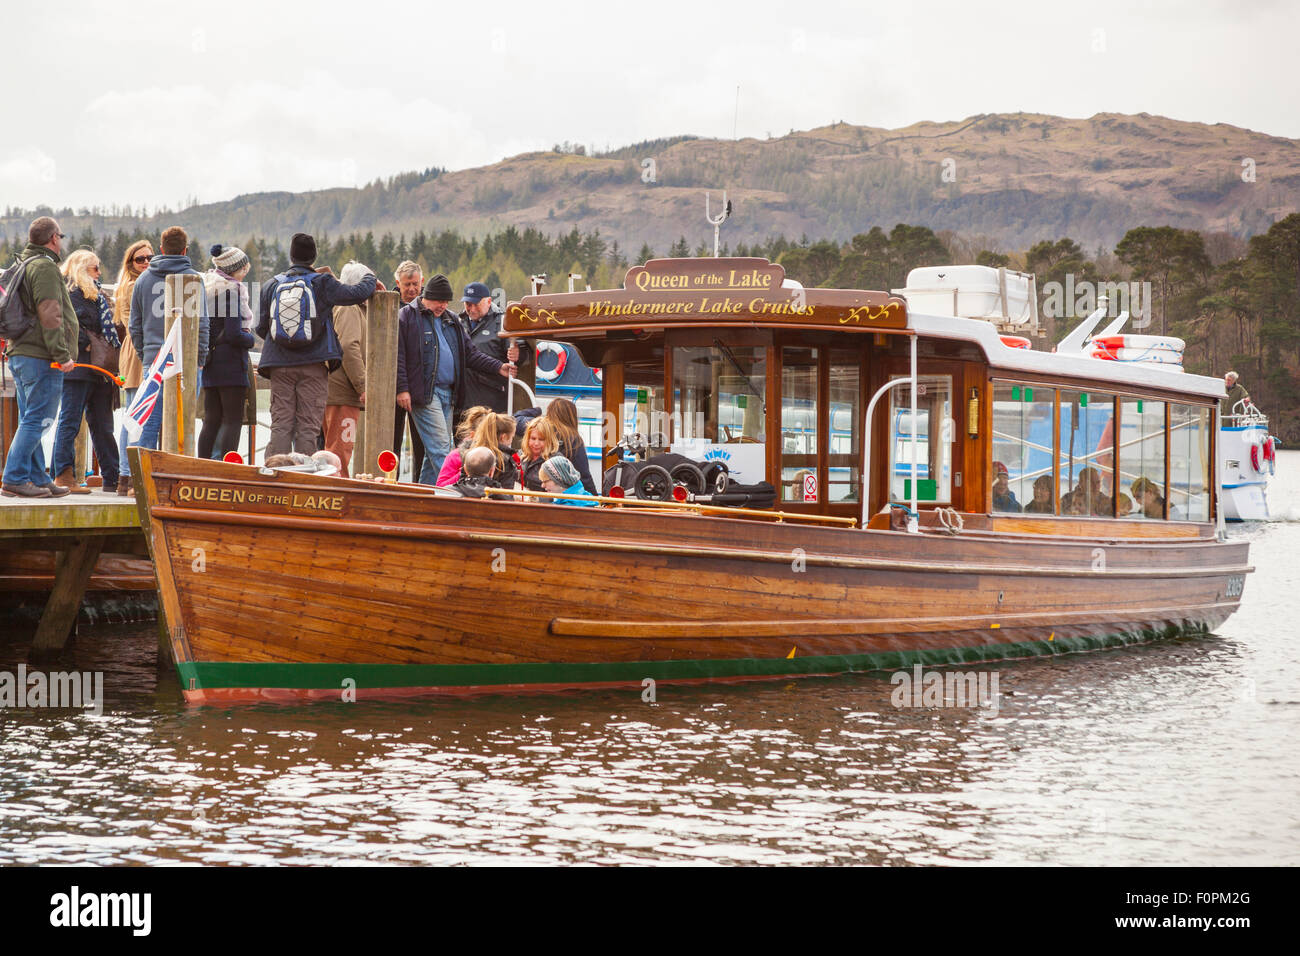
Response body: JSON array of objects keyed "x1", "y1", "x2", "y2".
[
  {"x1": 256, "y1": 233, "x2": 376, "y2": 456},
  {"x1": 128, "y1": 226, "x2": 209, "y2": 451},
  {"x1": 396, "y1": 274, "x2": 515, "y2": 483}
]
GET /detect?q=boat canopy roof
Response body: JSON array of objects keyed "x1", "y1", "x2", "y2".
[{"x1": 503, "y1": 257, "x2": 1225, "y2": 402}]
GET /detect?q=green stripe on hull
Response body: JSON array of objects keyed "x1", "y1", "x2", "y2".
[{"x1": 178, "y1": 623, "x2": 1205, "y2": 691}]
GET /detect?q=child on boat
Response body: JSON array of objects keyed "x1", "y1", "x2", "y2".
[
  {"x1": 519, "y1": 416, "x2": 559, "y2": 492},
  {"x1": 436, "y1": 406, "x2": 491, "y2": 486},
  {"x1": 544, "y1": 397, "x2": 598, "y2": 495},
  {"x1": 451, "y1": 446, "x2": 503, "y2": 499},
  {"x1": 539, "y1": 456, "x2": 597, "y2": 506}
]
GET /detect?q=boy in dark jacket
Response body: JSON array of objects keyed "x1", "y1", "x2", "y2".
[
  {"x1": 451, "y1": 445, "x2": 502, "y2": 498},
  {"x1": 256, "y1": 233, "x2": 376, "y2": 456},
  {"x1": 395, "y1": 274, "x2": 514, "y2": 483}
]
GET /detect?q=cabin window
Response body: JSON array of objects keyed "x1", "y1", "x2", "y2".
[
  {"x1": 1058, "y1": 390, "x2": 1116, "y2": 517},
  {"x1": 625, "y1": 362, "x2": 670, "y2": 453},
  {"x1": 780, "y1": 347, "x2": 818, "y2": 501},
  {"x1": 828, "y1": 350, "x2": 861, "y2": 503},
  {"x1": 670, "y1": 344, "x2": 767, "y2": 485},
  {"x1": 1119, "y1": 398, "x2": 1167, "y2": 519},
  {"x1": 1170, "y1": 404, "x2": 1211, "y2": 521},
  {"x1": 991, "y1": 383, "x2": 1055, "y2": 514},
  {"x1": 889, "y1": 375, "x2": 953, "y2": 504}
]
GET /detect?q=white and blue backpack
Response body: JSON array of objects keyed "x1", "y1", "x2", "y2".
[{"x1": 269, "y1": 272, "x2": 318, "y2": 349}]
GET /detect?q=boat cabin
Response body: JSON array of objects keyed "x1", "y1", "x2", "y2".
[{"x1": 503, "y1": 258, "x2": 1223, "y2": 533}]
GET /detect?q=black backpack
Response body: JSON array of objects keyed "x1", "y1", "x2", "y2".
[{"x1": 0, "y1": 258, "x2": 36, "y2": 342}]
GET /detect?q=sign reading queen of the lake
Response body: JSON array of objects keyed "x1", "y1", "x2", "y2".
[{"x1": 503, "y1": 258, "x2": 908, "y2": 335}]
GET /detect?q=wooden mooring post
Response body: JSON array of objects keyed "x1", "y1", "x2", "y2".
[
  {"x1": 161, "y1": 274, "x2": 202, "y2": 456},
  {"x1": 358, "y1": 291, "x2": 399, "y2": 478}
]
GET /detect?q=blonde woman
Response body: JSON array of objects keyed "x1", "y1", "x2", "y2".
[
  {"x1": 52, "y1": 250, "x2": 119, "y2": 494},
  {"x1": 544, "y1": 396, "x2": 597, "y2": 494},
  {"x1": 519, "y1": 416, "x2": 558, "y2": 492},
  {"x1": 113, "y1": 239, "x2": 151, "y2": 494}
]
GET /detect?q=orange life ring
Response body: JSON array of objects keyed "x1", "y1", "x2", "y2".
[{"x1": 1000, "y1": 335, "x2": 1032, "y2": 350}]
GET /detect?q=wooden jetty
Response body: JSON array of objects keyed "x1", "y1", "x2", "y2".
[
  {"x1": 0, "y1": 285, "x2": 441, "y2": 659},
  {"x1": 0, "y1": 495, "x2": 147, "y2": 656}
]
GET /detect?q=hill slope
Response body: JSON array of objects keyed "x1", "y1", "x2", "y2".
[{"x1": 6, "y1": 112, "x2": 1298, "y2": 252}]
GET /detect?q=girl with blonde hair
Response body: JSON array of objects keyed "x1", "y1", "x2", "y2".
[
  {"x1": 543, "y1": 396, "x2": 597, "y2": 494},
  {"x1": 113, "y1": 239, "x2": 152, "y2": 494},
  {"x1": 519, "y1": 416, "x2": 558, "y2": 492},
  {"x1": 52, "y1": 249, "x2": 120, "y2": 493},
  {"x1": 469, "y1": 412, "x2": 520, "y2": 490},
  {"x1": 434, "y1": 405, "x2": 492, "y2": 486}
]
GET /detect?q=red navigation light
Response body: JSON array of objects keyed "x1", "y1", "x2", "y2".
[
  {"x1": 377, "y1": 450, "x2": 399, "y2": 474},
  {"x1": 608, "y1": 485, "x2": 625, "y2": 499},
  {"x1": 222, "y1": 452, "x2": 243, "y2": 464},
  {"x1": 672, "y1": 485, "x2": 688, "y2": 502}
]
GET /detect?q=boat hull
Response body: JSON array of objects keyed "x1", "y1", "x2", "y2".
[{"x1": 133, "y1": 451, "x2": 1251, "y2": 703}]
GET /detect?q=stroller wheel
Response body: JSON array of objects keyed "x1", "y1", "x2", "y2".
[
  {"x1": 702, "y1": 461, "x2": 729, "y2": 494},
  {"x1": 669, "y1": 462, "x2": 705, "y2": 496},
  {"x1": 633, "y1": 464, "x2": 673, "y2": 501}
]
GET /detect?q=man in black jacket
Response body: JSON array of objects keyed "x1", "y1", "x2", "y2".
[
  {"x1": 458, "y1": 282, "x2": 532, "y2": 417},
  {"x1": 396, "y1": 275, "x2": 515, "y2": 483}
]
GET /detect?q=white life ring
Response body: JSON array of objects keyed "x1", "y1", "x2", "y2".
[{"x1": 535, "y1": 341, "x2": 567, "y2": 382}]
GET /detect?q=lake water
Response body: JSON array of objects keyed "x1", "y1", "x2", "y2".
[{"x1": 2, "y1": 454, "x2": 1298, "y2": 866}]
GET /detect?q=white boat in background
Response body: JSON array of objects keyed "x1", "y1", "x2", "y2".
[{"x1": 1220, "y1": 401, "x2": 1278, "y2": 521}]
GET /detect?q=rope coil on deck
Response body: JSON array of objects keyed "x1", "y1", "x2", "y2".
[{"x1": 937, "y1": 507, "x2": 964, "y2": 535}]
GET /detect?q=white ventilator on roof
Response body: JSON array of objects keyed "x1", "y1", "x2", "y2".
[
  {"x1": 895, "y1": 265, "x2": 1038, "y2": 327},
  {"x1": 1056, "y1": 305, "x2": 1109, "y2": 354},
  {"x1": 1095, "y1": 311, "x2": 1130, "y2": 338}
]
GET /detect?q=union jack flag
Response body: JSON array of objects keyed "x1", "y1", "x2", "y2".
[{"x1": 124, "y1": 319, "x2": 183, "y2": 440}]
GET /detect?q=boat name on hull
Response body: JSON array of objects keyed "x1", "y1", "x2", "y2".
[{"x1": 175, "y1": 482, "x2": 344, "y2": 515}]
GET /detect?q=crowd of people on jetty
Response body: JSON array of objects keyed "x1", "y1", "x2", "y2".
[{"x1": 0, "y1": 216, "x2": 599, "y2": 505}]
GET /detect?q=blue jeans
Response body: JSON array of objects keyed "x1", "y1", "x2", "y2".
[
  {"x1": 409, "y1": 387, "x2": 454, "y2": 484},
  {"x1": 3, "y1": 354, "x2": 63, "y2": 487},
  {"x1": 118, "y1": 386, "x2": 136, "y2": 475},
  {"x1": 53, "y1": 377, "x2": 120, "y2": 486}
]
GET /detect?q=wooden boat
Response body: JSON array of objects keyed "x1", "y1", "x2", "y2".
[{"x1": 131, "y1": 257, "x2": 1251, "y2": 703}]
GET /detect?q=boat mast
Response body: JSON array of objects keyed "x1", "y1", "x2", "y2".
[{"x1": 705, "y1": 191, "x2": 732, "y2": 257}]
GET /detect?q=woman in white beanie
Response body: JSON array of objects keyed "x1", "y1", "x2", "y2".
[{"x1": 198, "y1": 244, "x2": 255, "y2": 459}]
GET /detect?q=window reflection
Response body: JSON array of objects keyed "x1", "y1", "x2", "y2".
[
  {"x1": 1058, "y1": 390, "x2": 1115, "y2": 517},
  {"x1": 889, "y1": 376, "x2": 953, "y2": 503},
  {"x1": 1119, "y1": 398, "x2": 1166, "y2": 519},
  {"x1": 991, "y1": 383, "x2": 1055, "y2": 514}
]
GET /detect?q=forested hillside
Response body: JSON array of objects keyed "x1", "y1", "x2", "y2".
[{"x1": 4, "y1": 112, "x2": 1297, "y2": 253}]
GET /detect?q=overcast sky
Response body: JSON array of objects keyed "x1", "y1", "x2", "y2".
[{"x1": 3, "y1": 0, "x2": 1294, "y2": 212}]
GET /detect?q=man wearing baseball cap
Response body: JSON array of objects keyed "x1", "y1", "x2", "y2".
[{"x1": 458, "y1": 281, "x2": 532, "y2": 418}]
